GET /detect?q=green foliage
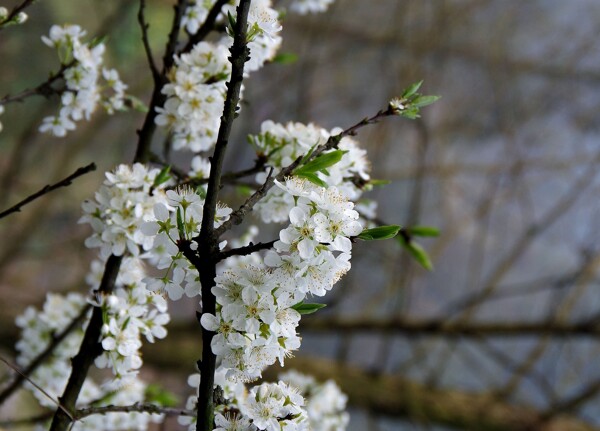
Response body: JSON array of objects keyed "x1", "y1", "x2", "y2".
[
  {"x1": 291, "y1": 301, "x2": 327, "y2": 315},
  {"x1": 295, "y1": 150, "x2": 346, "y2": 186},
  {"x1": 144, "y1": 383, "x2": 179, "y2": 407},
  {"x1": 357, "y1": 225, "x2": 402, "y2": 241}
]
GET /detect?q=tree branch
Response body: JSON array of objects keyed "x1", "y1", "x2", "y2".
[
  {"x1": 138, "y1": 0, "x2": 160, "y2": 84},
  {"x1": 192, "y1": 2, "x2": 252, "y2": 430},
  {"x1": 181, "y1": 0, "x2": 230, "y2": 54},
  {"x1": 218, "y1": 239, "x2": 277, "y2": 261},
  {"x1": 214, "y1": 109, "x2": 393, "y2": 238},
  {"x1": 49, "y1": 255, "x2": 123, "y2": 431},
  {"x1": 0, "y1": 61, "x2": 74, "y2": 105},
  {"x1": 0, "y1": 163, "x2": 96, "y2": 220},
  {"x1": 134, "y1": 0, "x2": 188, "y2": 163},
  {"x1": 0, "y1": 0, "x2": 35, "y2": 31}
]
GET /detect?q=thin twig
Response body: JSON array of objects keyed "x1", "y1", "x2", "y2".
[
  {"x1": 0, "y1": 61, "x2": 74, "y2": 105},
  {"x1": 134, "y1": 0, "x2": 188, "y2": 163},
  {"x1": 0, "y1": 163, "x2": 96, "y2": 220},
  {"x1": 181, "y1": 0, "x2": 229, "y2": 54},
  {"x1": 218, "y1": 239, "x2": 277, "y2": 261},
  {"x1": 138, "y1": 0, "x2": 160, "y2": 83},
  {"x1": 0, "y1": 0, "x2": 35, "y2": 31},
  {"x1": 0, "y1": 357, "x2": 73, "y2": 420},
  {"x1": 214, "y1": 109, "x2": 393, "y2": 238},
  {"x1": 49, "y1": 255, "x2": 123, "y2": 431}
]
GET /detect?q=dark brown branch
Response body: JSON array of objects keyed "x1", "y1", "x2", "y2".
[
  {"x1": 218, "y1": 239, "x2": 277, "y2": 261},
  {"x1": 49, "y1": 255, "x2": 123, "y2": 431},
  {"x1": 214, "y1": 109, "x2": 393, "y2": 238},
  {"x1": 181, "y1": 0, "x2": 230, "y2": 54},
  {"x1": 0, "y1": 61, "x2": 74, "y2": 105},
  {"x1": 0, "y1": 0, "x2": 35, "y2": 31},
  {"x1": 0, "y1": 163, "x2": 96, "y2": 220},
  {"x1": 0, "y1": 304, "x2": 91, "y2": 405},
  {"x1": 134, "y1": 0, "x2": 188, "y2": 163},
  {"x1": 75, "y1": 403, "x2": 193, "y2": 419},
  {"x1": 191, "y1": 2, "x2": 252, "y2": 430},
  {"x1": 138, "y1": 0, "x2": 160, "y2": 84}
]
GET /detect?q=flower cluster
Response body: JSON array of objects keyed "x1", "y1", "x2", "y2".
[
  {"x1": 251, "y1": 121, "x2": 372, "y2": 223},
  {"x1": 140, "y1": 187, "x2": 232, "y2": 300},
  {"x1": 180, "y1": 367, "x2": 349, "y2": 431},
  {"x1": 79, "y1": 163, "x2": 169, "y2": 258},
  {"x1": 39, "y1": 24, "x2": 127, "y2": 137},
  {"x1": 156, "y1": 0, "x2": 281, "y2": 152},
  {"x1": 290, "y1": 0, "x2": 335, "y2": 15},
  {"x1": 200, "y1": 177, "x2": 362, "y2": 382},
  {"x1": 155, "y1": 42, "x2": 231, "y2": 152},
  {"x1": 180, "y1": 367, "x2": 309, "y2": 431},
  {"x1": 280, "y1": 370, "x2": 349, "y2": 431},
  {"x1": 0, "y1": 7, "x2": 28, "y2": 27},
  {"x1": 90, "y1": 256, "x2": 170, "y2": 386},
  {"x1": 15, "y1": 292, "x2": 162, "y2": 430}
]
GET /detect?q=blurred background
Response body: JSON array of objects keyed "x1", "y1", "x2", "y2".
[{"x1": 2, "y1": 0, "x2": 600, "y2": 429}]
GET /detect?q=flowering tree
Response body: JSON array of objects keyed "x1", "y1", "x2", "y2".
[{"x1": 0, "y1": 1, "x2": 438, "y2": 430}]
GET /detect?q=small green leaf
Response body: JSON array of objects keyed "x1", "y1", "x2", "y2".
[
  {"x1": 369, "y1": 179, "x2": 391, "y2": 187},
  {"x1": 195, "y1": 186, "x2": 207, "y2": 199},
  {"x1": 296, "y1": 150, "x2": 345, "y2": 175},
  {"x1": 399, "y1": 239, "x2": 433, "y2": 270},
  {"x1": 296, "y1": 172, "x2": 328, "y2": 188},
  {"x1": 153, "y1": 166, "x2": 172, "y2": 187},
  {"x1": 272, "y1": 52, "x2": 298, "y2": 64},
  {"x1": 412, "y1": 95, "x2": 441, "y2": 108},
  {"x1": 236, "y1": 185, "x2": 253, "y2": 196},
  {"x1": 145, "y1": 383, "x2": 179, "y2": 407},
  {"x1": 402, "y1": 80, "x2": 423, "y2": 98},
  {"x1": 408, "y1": 226, "x2": 440, "y2": 237},
  {"x1": 292, "y1": 301, "x2": 327, "y2": 315},
  {"x1": 124, "y1": 95, "x2": 149, "y2": 113},
  {"x1": 357, "y1": 225, "x2": 402, "y2": 241},
  {"x1": 176, "y1": 207, "x2": 185, "y2": 238}
]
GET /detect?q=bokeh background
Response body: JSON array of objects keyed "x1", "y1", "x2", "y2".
[{"x1": 2, "y1": 0, "x2": 600, "y2": 429}]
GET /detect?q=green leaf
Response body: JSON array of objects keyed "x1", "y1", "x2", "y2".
[
  {"x1": 296, "y1": 172, "x2": 328, "y2": 188},
  {"x1": 176, "y1": 207, "x2": 185, "y2": 238},
  {"x1": 145, "y1": 383, "x2": 179, "y2": 407},
  {"x1": 369, "y1": 179, "x2": 391, "y2": 187},
  {"x1": 296, "y1": 150, "x2": 345, "y2": 175},
  {"x1": 357, "y1": 225, "x2": 402, "y2": 241},
  {"x1": 153, "y1": 166, "x2": 171, "y2": 187},
  {"x1": 292, "y1": 301, "x2": 327, "y2": 315},
  {"x1": 408, "y1": 226, "x2": 440, "y2": 237},
  {"x1": 236, "y1": 184, "x2": 254, "y2": 197},
  {"x1": 400, "y1": 239, "x2": 433, "y2": 270},
  {"x1": 412, "y1": 95, "x2": 441, "y2": 108},
  {"x1": 402, "y1": 80, "x2": 423, "y2": 98},
  {"x1": 272, "y1": 52, "x2": 298, "y2": 64},
  {"x1": 124, "y1": 95, "x2": 149, "y2": 113},
  {"x1": 300, "y1": 142, "x2": 319, "y2": 164}
]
